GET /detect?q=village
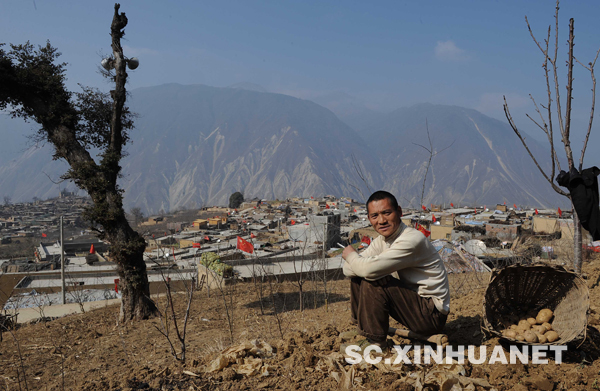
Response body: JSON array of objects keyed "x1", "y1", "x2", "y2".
[
  {"x1": 0, "y1": 192, "x2": 587, "y2": 318},
  {"x1": 2, "y1": 193, "x2": 600, "y2": 390}
]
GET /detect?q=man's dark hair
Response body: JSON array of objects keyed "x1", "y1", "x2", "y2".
[{"x1": 366, "y1": 190, "x2": 399, "y2": 212}]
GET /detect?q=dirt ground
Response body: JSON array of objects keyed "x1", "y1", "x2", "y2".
[{"x1": 2, "y1": 257, "x2": 600, "y2": 390}]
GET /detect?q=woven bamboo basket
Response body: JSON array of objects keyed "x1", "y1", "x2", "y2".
[{"x1": 482, "y1": 264, "x2": 589, "y2": 345}]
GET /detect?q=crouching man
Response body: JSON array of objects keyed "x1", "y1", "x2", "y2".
[{"x1": 341, "y1": 190, "x2": 450, "y2": 348}]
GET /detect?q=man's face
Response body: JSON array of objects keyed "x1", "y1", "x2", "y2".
[{"x1": 367, "y1": 198, "x2": 402, "y2": 238}]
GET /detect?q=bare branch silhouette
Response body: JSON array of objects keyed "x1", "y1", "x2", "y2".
[
  {"x1": 504, "y1": 0, "x2": 598, "y2": 272},
  {"x1": 412, "y1": 119, "x2": 454, "y2": 207}
]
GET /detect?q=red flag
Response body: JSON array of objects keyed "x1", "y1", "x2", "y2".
[
  {"x1": 416, "y1": 224, "x2": 431, "y2": 238},
  {"x1": 42, "y1": 233, "x2": 47, "y2": 238},
  {"x1": 291, "y1": 220, "x2": 296, "y2": 225},
  {"x1": 535, "y1": 209, "x2": 539, "y2": 215},
  {"x1": 326, "y1": 204, "x2": 330, "y2": 209},
  {"x1": 450, "y1": 203, "x2": 454, "y2": 208},
  {"x1": 354, "y1": 208, "x2": 357, "y2": 212},
  {"x1": 432, "y1": 214, "x2": 436, "y2": 223},
  {"x1": 311, "y1": 196, "x2": 314, "y2": 199},
  {"x1": 504, "y1": 201, "x2": 506, "y2": 205},
  {"x1": 361, "y1": 236, "x2": 371, "y2": 245},
  {"x1": 204, "y1": 235, "x2": 210, "y2": 241},
  {"x1": 251, "y1": 233, "x2": 256, "y2": 238},
  {"x1": 237, "y1": 236, "x2": 254, "y2": 254},
  {"x1": 90, "y1": 244, "x2": 95, "y2": 254},
  {"x1": 192, "y1": 242, "x2": 201, "y2": 248},
  {"x1": 513, "y1": 204, "x2": 517, "y2": 209},
  {"x1": 422, "y1": 205, "x2": 427, "y2": 211},
  {"x1": 558, "y1": 207, "x2": 563, "y2": 217}
]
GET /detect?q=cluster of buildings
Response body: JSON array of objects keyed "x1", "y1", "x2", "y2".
[
  {"x1": 143, "y1": 196, "x2": 360, "y2": 269},
  {"x1": 0, "y1": 191, "x2": 90, "y2": 245},
  {"x1": 1, "y1": 195, "x2": 585, "y2": 310}
]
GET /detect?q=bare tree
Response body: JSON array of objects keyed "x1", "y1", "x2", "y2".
[
  {"x1": 504, "y1": 1, "x2": 599, "y2": 273},
  {"x1": 66, "y1": 273, "x2": 91, "y2": 314},
  {"x1": 3, "y1": 196, "x2": 11, "y2": 206},
  {"x1": 349, "y1": 153, "x2": 372, "y2": 202},
  {"x1": 413, "y1": 119, "x2": 454, "y2": 208},
  {"x1": 289, "y1": 234, "x2": 311, "y2": 312},
  {"x1": 262, "y1": 263, "x2": 286, "y2": 339},
  {"x1": 153, "y1": 264, "x2": 199, "y2": 363}
]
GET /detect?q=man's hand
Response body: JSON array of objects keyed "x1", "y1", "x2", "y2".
[{"x1": 342, "y1": 245, "x2": 357, "y2": 260}]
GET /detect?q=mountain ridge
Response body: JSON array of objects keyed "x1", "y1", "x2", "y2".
[{"x1": 0, "y1": 84, "x2": 567, "y2": 213}]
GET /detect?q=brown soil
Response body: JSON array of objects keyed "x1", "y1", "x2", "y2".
[{"x1": 2, "y1": 257, "x2": 600, "y2": 390}]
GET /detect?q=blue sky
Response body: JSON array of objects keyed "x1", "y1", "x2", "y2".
[{"x1": 2, "y1": 0, "x2": 600, "y2": 163}]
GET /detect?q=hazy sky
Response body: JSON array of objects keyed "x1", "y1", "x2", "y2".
[{"x1": 2, "y1": 1, "x2": 600, "y2": 162}]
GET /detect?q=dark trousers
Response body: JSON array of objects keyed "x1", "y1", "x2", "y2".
[{"x1": 350, "y1": 276, "x2": 447, "y2": 343}]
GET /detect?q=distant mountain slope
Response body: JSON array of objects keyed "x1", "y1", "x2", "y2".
[
  {"x1": 361, "y1": 103, "x2": 565, "y2": 208},
  {"x1": 0, "y1": 87, "x2": 569, "y2": 213},
  {"x1": 121, "y1": 84, "x2": 382, "y2": 213},
  {"x1": 0, "y1": 115, "x2": 35, "y2": 166},
  {"x1": 0, "y1": 145, "x2": 80, "y2": 202}
]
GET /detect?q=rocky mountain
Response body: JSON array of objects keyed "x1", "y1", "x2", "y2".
[
  {"x1": 118, "y1": 83, "x2": 382, "y2": 213},
  {"x1": 360, "y1": 103, "x2": 565, "y2": 209},
  {"x1": 0, "y1": 85, "x2": 568, "y2": 213}
]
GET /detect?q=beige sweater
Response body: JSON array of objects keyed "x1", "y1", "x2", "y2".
[{"x1": 343, "y1": 222, "x2": 450, "y2": 314}]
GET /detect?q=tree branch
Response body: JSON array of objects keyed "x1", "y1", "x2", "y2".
[
  {"x1": 412, "y1": 143, "x2": 430, "y2": 153},
  {"x1": 350, "y1": 153, "x2": 372, "y2": 196},
  {"x1": 562, "y1": 18, "x2": 575, "y2": 169},
  {"x1": 503, "y1": 96, "x2": 568, "y2": 197},
  {"x1": 347, "y1": 183, "x2": 367, "y2": 203},
  {"x1": 551, "y1": 1, "x2": 566, "y2": 141},
  {"x1": 527, "y1": 93, "x2": 560, "y2": 175},
  {"x1": 525, "y1": 15, "x2": 549, "y2": 55},
  {"x1": 525, "y1": 15, "x2": 561, "y2": 175},
  {"x1": 575, "y1": 47, "x2": 600, "y2": 170},
  {"x1": 431, "y1": 139, "x2": 455, "y2": 157}
]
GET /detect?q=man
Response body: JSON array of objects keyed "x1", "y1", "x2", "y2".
[{"x1": 342, "y1": 190, "x2": 450, "y2": 347}]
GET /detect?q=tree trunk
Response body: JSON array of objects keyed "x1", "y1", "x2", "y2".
[
  {"x1": 106, "y1": 4, "x2": 156, "y2": 321},
  {"x1": 573, "y1": 202, "x2": 583, "y2": 273},
  {"x1": 110, "y1": 220, "x2": 156, "y2": 321}
]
